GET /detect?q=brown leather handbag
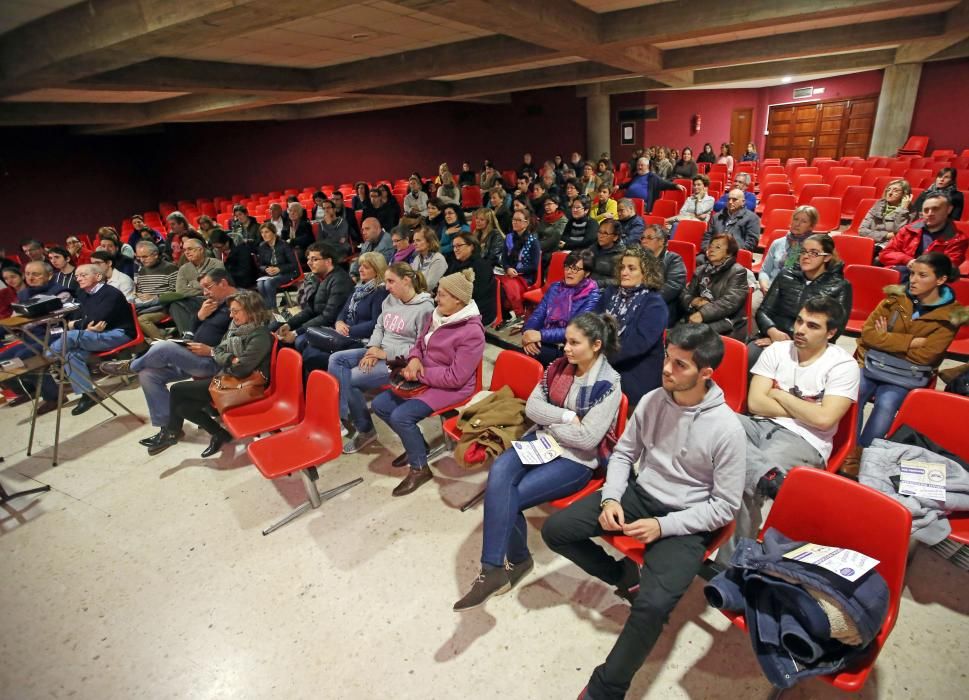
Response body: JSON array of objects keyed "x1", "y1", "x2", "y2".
[{"x1": 208, "y1": 370, "x2": 268, "y2": 413}]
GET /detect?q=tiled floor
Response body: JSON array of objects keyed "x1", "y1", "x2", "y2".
[{"x1": 0, "y1": 340, "x2": 966, "y2": 699}]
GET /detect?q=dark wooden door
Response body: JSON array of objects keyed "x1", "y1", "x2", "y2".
[
  {"x1": 729, "y1": 107, "x2": 753, "y2": 155},
  {"x1": 765, "y1": 96, "x2": 878, "y2": 161}
]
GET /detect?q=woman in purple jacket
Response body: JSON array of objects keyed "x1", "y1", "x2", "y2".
[{"x1": 371, "y1": 269, "x2": 486, "y2": 497}]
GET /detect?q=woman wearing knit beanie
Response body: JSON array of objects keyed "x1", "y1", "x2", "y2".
[{"x1": 370, "y1": 269, "x2": 486, "y2": 496}]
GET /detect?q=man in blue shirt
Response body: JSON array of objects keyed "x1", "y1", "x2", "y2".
[{"x1": 712, "y1": 172, "x2": 757, "y2": 212}]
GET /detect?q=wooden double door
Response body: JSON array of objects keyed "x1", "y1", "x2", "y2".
[{"x1": 764, "y1": 95, "x2": 878, "y2": 161}]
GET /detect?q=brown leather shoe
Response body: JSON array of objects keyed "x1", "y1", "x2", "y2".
[
  {"x1": 392, "y1": 465, "x2": 433, "y2": 497},
  {"x1": 839, "y1": 445, "x2": 863, "y2": 478},
  {"x1": 35, "y1": 400, "x2": 59, "y2": 416}
]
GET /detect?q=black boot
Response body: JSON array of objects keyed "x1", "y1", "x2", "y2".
[
  {"x1": 139, "y1": 428, "x2": 184, "y2": 447},
  {"x1": 147, "y1": 428, "x2": 181, "y2": 456},
  {"x1": 201, "y1": 429, "x2": 232, "y2": 458}
]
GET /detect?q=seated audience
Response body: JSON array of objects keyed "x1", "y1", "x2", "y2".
[
  {"x1": 651, "y1": 147, "x2": 673, "y2": 179},
  {"x1": 562, "y1": 179, "x2": 581, "y2": 216},
  {"x1": 331, "y1": 263, "x2": 435, "y2": 453},
  {"x1": 741, "y1": 142, "x2": 759, "y2": 163},
  {"x1": 667, "y1": 174, "x2": 715, "y2": 226},
  {"x1": 372, "y1": 269, "x2": 486, "y2": 496},
  {"x1": 447, "y1": 233, "x2": 496, "y2": 326},
  {"x1": 878, "y1": 193, "x2": 969, "y2": 278},
  {"x1": 351, "y1": 217, "x2": 395, "y2": 280},
  {"x1": 579, "y1": 162, "x2": 601, "y2": 197},
  {"x1": 852, "y1": 252, "x2": 966, "y2": 455},
  {"x1": 616, "y1": 198, "x2": 645, "y2": 247},
  {"x1": 750, "y1": 234, "x2": 851, "y2": 366},
  {"x1": 725, "y1": 296, "x2": 857, "y2": 562},
  {"x1": 541, "y1": 323, "x2": 744, "y2": 700},
  {"x1": 458, "y1": 161, "x2": 477, "y2": 188},
  {"x1": 479, "y1": 161, "x2": 500, "y2": 191},
  {"x1": 639, "y1": 223, "x2": 687, "y2": 326},
  {"x1": 440, "y1": 203, "x2": 467, "y2": 257},
  {"x1": 169, "y1": 238, "x2": 225, "y2": 335},
  {"x1": 101, "y1": 268, "x2": 237, "y2": 440},
  {"x1": 471, "y1": 208, "x2": 505, "y2": 270},
  {"x1": 697, "y1": 142, "x2": 716, "y2": 164},
  {"x1": 96, "y1": 233, "x2": 135, "y2": 277},
  {"x1": 65, "y1": 236, "x2": 93, "y2": 266},
  {"x1": 859, "y1": 179, "x2": 914, "y2": 247},
  {"x1": 275, "y1": 242, "x2": 353, "y2": 345},
  {"x1": 560, "y1": 196, "x2": 599, "y2": 251},
  {"x1": 352, "y1": 182, "x2": 370, "y2": 211},
  {"x1": 625, "y1": 157, "x2": 685, "y2": 213},
  {"x1": 680, "y1": 234, "x2": 748, "y2": 339},
  {"x1": 208, "y1": 229, "x2": 258, "y2": 290},
  {"x1": 231, "y1": 205, "x2": 261, "y2": 246},
  {"x1": 522, "y1": 249, "x2": 601, "y2": 366},
  {"x1": 47, "y1": 264, "x2": 136, "y2": 416},
  {"x1": 497, "y1": 211, "x2": 540, "y2": 324},
  {"x1": 912, "y1": 167, "x2": 963, "y2": 221},
  {"x1": 404, "y1": 175, "x2": 429, "y2": 217},
  {"x1": 131, "y1": 241, "x2": 179, "y2": 339},
  {"x1": 90, "y1": 250, "x2": 135, "y2": 301},
  {"x1": 703, "y1": 188, "x2": 760, "y2": 254},
  {"x1": 309, "y1": 191, "x2": 328, "y2": 222},
  {"x1": 596, "y1": 158, "x2": 614, "y2": 190},
  {"x1": 298, "y1": 252, "x2": 389, "y2": 379},
  {"x1": 456, "y1": 313, "x2": 623, "y2": 611},
  {"x1": 363, "y1": 186, "x2": 400, "y2": 232},
  {"x1": 316, "y1": 198, "x2": 352, "y2": 263},
  {"x1": 717, "y1": 142, "x2": 735, "y2": 175},
  {"x1": 408, "y1": 226, "x2": 448, "y2": 292},
  {"x1": 47, "y1": 246, "x2": 79, "y2": 292},
  {"x1": 283, "y1": 202, "x2": 314, "y2": 253},
  {"x1": 256, "y1": 222, "x2": 298, "y2": 311},
  {"x1": 330, "y1": 191, "x2": 361, "y2": 245},
  {"x1": 391, "y1": 227, "x2": 416, "y2": 263},
  {"x1": 266, "y1": 203, "x2": 286, "y2": 237},
  {"x1": 588, "y1": 220, "x2": 626, "y2": 287},
  {"x1": 671, "y1": 146, "x2": 698, "y2": 180},
  {"x1": 597, "y1": 246, "x2": 668, "y2": 407},
  {"x1": 536, "y1": 198, "x2": 567, "y2": 269},
  {"x1": 436, "y1": 167, "x2": 461, "y2": 206},
  {"x1": 590, "y1": 184, "x2": 618, "y2": 223},
  {"x1": 758, "y1": 204, "x2": 819, "y2": 293},
  {"x1": 127, "y1": 215, "x2": 164, "y2": 248},
  {"x1": 712, "y1": 173, "x2": 756, "y2": 212},
  {"x1": 148, "y1": 290, "x2": 273, "y2": 458}
]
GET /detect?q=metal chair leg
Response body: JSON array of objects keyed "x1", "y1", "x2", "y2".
[
  {"x1": 262, "y1": 470, "x2": 363, "y2": 536},
  {"x1": 460, "y1": 487, "x2": 486, "y2": 512}
]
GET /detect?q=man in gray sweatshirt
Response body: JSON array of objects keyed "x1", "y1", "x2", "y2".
[{"x1": 542, "y1": 323, "x2": 745, "y2": 700}]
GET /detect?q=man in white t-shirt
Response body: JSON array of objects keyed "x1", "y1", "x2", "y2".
[{"x1": 719, "y1": 296, "x2": 859, "y2": 562}]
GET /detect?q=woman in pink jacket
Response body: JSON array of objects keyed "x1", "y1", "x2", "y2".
[{"x1": 371, "y1": 269, "x2": 486, "y2": 496}]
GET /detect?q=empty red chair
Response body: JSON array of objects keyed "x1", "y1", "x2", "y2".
[
  {"x1": 809, "y1": 196, "x2": 842, "y2": 232},
  {"x1": 784, "y1": 158, "x2": 808, "y2": 178},
  {"x1": 461, "y1": 185, "x2": 482, "y2": 209},
  {"x1": 717, "y1": 466, "x2": 911, "y2": 693},
  {"x1": 761, "y1": 194, "x2": 796, "y2": 221},
  {"x1": 712, "y1": 336, "x2": 747, "y2": 412},
  {"x1": 759, "y1": 165, "x2": 784, "y2": 182},
  {"x1": 660, "y1": 188, "x2": 686, "y2": 210},
  {"x1": 860, "y1": 168, "x2": 891, "y2": 188},
  {"x1": 758, "y1": 181, "x2": 790, "y2": 202},
  {"x1": 823, "y1": 166, "x2": 852, "y2": 184},
  {"x1": 650, "y1": 199, "x2": 678, "y2": 218},
  {"x1": 904, "y1": 169, "x2": 933, "y2": 187},
  {"x1": 523, "y1": 251, "x2": 567, "y2": 304},
  {"x1": 841, "y1": 185, "x2": 877, "y2": 219},
  {"x1": 761, "y1": 210, "x2": 795, "y2": 241},
  {"x1": 223, "y1": 348, "x2": 303, "y2": 439},
  {"x1": 630, "y1": 198, "x2": 646, "y2": 217},
  {"x1": 666, "y1": 239, "x2": 696, "y2": 282},
  {"x1": 247, "y1": 371, "x2": 363, "y2": 535},
  {"x1": 674, "y1": 219, "x2": 706, "y2": 250},
  {"x1": 793, "y1": 173, "x2": 823, "y2": 196},
  {"x1": 642, "y1": 214, "x2": 665, "y2": 227},
  {"x1": 792, "y1": 166, "x2": 819, "y2": 178},
  {"x1": 888, "y1": 390, "x2": 969, "y2": 543},
  {"x1": 736, "y1": 248, "x2": 753, "y2": 270},
  {"x1": 897, "y1": 135, "x2": 929, "y2": 155},
  {"x1": 850, "y1": 160, "x2": 870, "y2": 176},
  {"x1": 843, "y1": 264, "x2": 900, "y2": 333},
  {"x1": 831, "y1": 233, "x2": 875, "y2": 268},
  {"x1": 844, "y1": 198, "x2": 879, "y2": 235},
  {"x1": 797, "y1": 183, "x2": 830, "y2": 206},
  {"x1": 830, "y1": 175, "x2": 862, "y2": 198}
]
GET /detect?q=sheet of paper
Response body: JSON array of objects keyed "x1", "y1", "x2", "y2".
[
  {"x1": 782, "y1": 543, "x2": 880, "y2": 582},
  {"x1": 511, "y1": 431, "x2": 563, "y2": 465},
  {"x1": 898, "y1": 459, "x2": 946, "y2": 502}
]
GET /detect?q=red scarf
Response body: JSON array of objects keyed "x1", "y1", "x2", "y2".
[{"x1": 542, "y1": 210, "x2": 565, "y2": 225}]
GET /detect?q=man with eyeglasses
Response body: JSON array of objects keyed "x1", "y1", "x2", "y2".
[
  {"x1": 275, "y1": 242, "x2": 352, "y2": 348},
  {"x1": 132, "y1": 241, "x2": 179, "y2": 339},
  {"x1": 616, "y1": 198, "x2": 645, "y2": 247},
  {"x1": 101, "y1": 268, "x2": 237, "y2": 445},
  {"x1": 712, "y1": 172, "x2": 756, "y2": 212},
  {"x1": 65, "y1": 236, "x2": 93, "y2": 266},
  {"x1": 639, "y1": 224, "x2": 687, "y2": 325},
  {"x1": 169, "y1": 239, "x2": 224, "y2": 335},
  {"x1": 703, "y1": 188, "x2": 760, "y2": 253},
  {"x1": 90, "y1": 250, "x2": 135, "y2": 301}
]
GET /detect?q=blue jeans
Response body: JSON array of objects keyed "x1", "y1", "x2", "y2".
[
  {"x1": 130, "y1": 340, "x2": 219, "y2": 426},
  {"x1": 857, "y1": 372, "x2": 910, "y2": 447},
  {"x1": 327, "y1": 347, "x2": 389, "y2": 432},
  {"x1": 257, "y1": 274, "x2": 295, "y2": 310},
  {"x1": 482, "y1": 433, "x2": 591, "y2": 568},
  {"x1": 48, "y1": 328, "x2": 131, "y2": 395},
  {"x1": 371, "y1": 390, "x2": 433, "y2": 468}
]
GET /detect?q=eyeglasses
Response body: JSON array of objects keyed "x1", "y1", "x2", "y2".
[
  {"x1": 640, "y1": 235, "x2": 663, "y2": 241},
  {"x1": 799, "y1": 250, "x2": 830, "y2": 258},
  {"x1": 452, "y1": 242, "x2": 470, "y2": 250},
  {"x1": 565, "y1": 264, "x2": 585, "y2": 273}
]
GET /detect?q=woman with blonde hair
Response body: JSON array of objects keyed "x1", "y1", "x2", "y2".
[
  {"x1": 408, "y1": 225, "x2": 448, "y2": 292},
  {"x1": 436, "y1": 167, "x2": 461, "y2": 206},
  {"x1": 859, "y1": 178, "x2": 914, "y2": 245},
  {"x1": 471, "y1": 207, "x2": 504, "y2": 268}
]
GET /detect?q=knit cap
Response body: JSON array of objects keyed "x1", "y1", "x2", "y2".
[{"x1": 437, "y1": 268, "x2": 475, "y2": 305}]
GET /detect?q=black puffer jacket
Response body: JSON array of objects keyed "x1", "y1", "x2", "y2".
[
  {"x1": 680, "y1": 260, "x2": 748, "y2": 339},
  {"x1": 288, "y1": 266, "x2": 354, "y2": 332},
  {"x1": 588, "y1": 242, "x2": 626, "y2": 287},
  {"x1": 756, "y1": 263, "x2": 852, "y2": 337}
]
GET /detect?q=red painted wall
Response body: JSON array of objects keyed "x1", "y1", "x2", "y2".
[
  {"x1": 910, "y1": 57, "x2": 969, "y2": 152},
  {"x1": 610, "y1": 70, "x2": 886, "y2": 165}
]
